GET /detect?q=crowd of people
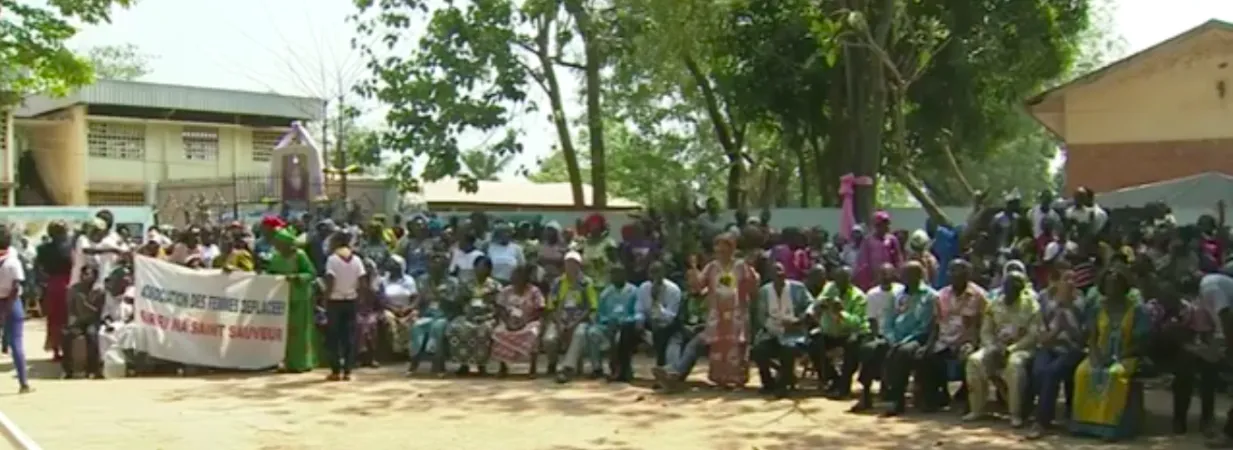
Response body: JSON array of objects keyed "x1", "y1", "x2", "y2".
[{"x1": 3, "y1": 188, "x2": 1233, "y2": 446}]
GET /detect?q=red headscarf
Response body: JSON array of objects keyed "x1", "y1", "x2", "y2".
[{"x1": 583, "y1": 213, "x2": 606, "y2": 235}]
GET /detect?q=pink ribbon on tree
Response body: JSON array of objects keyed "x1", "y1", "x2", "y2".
[{"x1": 838, "y1": 173, "x2": 873, "y2": 241}]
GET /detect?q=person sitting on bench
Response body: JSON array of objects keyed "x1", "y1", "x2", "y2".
[{"x1": 62, "y1": 264, "x2": 103, "y2": 379}]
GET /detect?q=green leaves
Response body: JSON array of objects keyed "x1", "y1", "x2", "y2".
[
  {"x1": 353, "y1": 0, "x2": 535, "y2": 194},
  {"x1": 0, "y1": 0, "x2": 134, "y2": 102}
]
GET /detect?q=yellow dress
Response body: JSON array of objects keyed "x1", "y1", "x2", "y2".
[{"x1": 1069, "y1": 294, "x2": 1149, "y2": 439}]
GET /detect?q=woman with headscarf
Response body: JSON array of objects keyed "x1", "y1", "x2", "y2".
[
  {"x1": 906, "y1": 229, "x2": 937, "y2": 285},
  {"x1": 580, "y1": 213, "x2": 616, "y2": 288},
  {"x1": 263, "y1": 221, "x2": 319, "y2": 373},
  {"x1": 446, "y1": 255, "x2": 499, "y2": 375},
  {"x1": 381, "y1": 255, "x2": 418, "y2": 357},
  {"x1": 491, "y1": 265, "x2": 544, "y2": 376},
  {"x1": 398, "y1": 217, "x2": 433, "y2": 278},
  {"x1": 215, "y1": 233, "x2": 255, "y2": 272},
  {"x1": 408, "y1": 250, "x2": 462, "y2": 374},
  {"x1": 486, "y1": 222, "x2": 524, "y2": 284},
  {"x1": 536, "y1": 222, "x2": 568, "y2": 288}
]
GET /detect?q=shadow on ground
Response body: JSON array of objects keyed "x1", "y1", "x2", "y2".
[{"x1": 148, "y1": 358, "x2": 1198, "y2": 450}]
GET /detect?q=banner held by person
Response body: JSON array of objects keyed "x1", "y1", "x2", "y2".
[{"x1": 132, "y1": 255, "x2": 289, "y2": 369}]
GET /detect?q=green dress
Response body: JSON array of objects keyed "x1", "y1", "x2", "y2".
[{"x1": 266, "y1": 248, "x2": 318, "y2": 372}]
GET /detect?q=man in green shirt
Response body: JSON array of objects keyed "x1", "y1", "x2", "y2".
[{"x1": 807, "y1": 266, "x2": 869, "y2": 398}]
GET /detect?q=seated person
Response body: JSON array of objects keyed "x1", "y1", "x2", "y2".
[
  {"x1": 62, "y1": 265, "x2": 104, "y2": 379},
  {"x1": 807, "y1": 266, "x2": 869, "y2": 398},
  {"x1": 964, "y1": 265, "x2": 1040, "y2": 427},
  {"x1": 924, "y1": 260, "x2": 987, "y2": 411},
  {"x1": 635, "y1": 261, "x2": 683, "y2": 368},
  {"x1": 851, "y1": 262, "x2": 936, "y2": 417},
  {"x1": 752, "y1": 262, "x2": 812, "y2": 397},
  {"x1": 1069, "y1": 266, "x2": 1150, "y2": 441},
  {"x1": 1143, "y1": 279, "x2": 1217, "y2": 436}
]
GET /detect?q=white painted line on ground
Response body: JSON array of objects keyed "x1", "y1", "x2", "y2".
[{"x1": 0, "y1": 411, "x2": 41, "y2": 450}]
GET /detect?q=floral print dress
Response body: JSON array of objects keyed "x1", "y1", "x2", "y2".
[
  {"x1": 446, "y1": 277, "x2": 500, "y2": 365},
  {"x1": 701, "y1": 259, "x2": 758, "y2": 387},
  {"x1": 490, "y1": 285, "x2": 545, "y2": 363}
]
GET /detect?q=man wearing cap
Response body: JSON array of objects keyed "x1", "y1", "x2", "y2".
[
  {"x1": 544, "y1": 251, "x2": 600, "y2": 382},
  {"x1": 854, "y1": 211, "x2": 901, "y2": 291}
]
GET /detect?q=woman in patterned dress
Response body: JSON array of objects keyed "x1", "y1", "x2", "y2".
[
  {"x1": 446, "y1": 256, "x2": 500, "y2": 375},
  {"x1": 653, "y1": 233, "x2": 759, "y2": 390},
  {"x1": 490, "y1": 265, "x2": 544, "y2": 377},
  {"x1": 407, "y1": 251, "x2": 462, "y2": 375}
]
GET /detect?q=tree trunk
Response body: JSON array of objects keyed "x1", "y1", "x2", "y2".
[
  {"x1": 565, "y1": 0, "x2": 606, "y2": 208},
  {"x1": 534, "y1": 19, "x2": 585, "y2": 206},
  {"x1": 683, "y1": 55, "x2": 744, "y2": 209}
]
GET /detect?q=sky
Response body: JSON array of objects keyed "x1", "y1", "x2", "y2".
[{"x1": 68, "y1": 0, "x2": 1233, "y2": 178}]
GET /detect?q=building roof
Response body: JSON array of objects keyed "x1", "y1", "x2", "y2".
[
  {"x1": 14, "y1": 79, "x2": 324, "y2": 121},
  {"x1": 1025, "y1": 19, "x2": 1233, "y2": 138},
  {"x1": 1027, "y1": 19, "x2": 1233, "y2": 111},
  {"x1": 412, "y1": 178, "x2": 641, "y2": 209},
  {"x1": 1095, "y1": 171, "x2": 1233, "y2": 208}
]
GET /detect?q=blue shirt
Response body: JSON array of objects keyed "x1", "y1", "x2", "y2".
[
  {"x1": 930, "y1": 226, "x2": 960, "y2": 288},
  {"x1": 883, "y1": 283, "x2": 938, "y2": 345},
  {"x1": 597, "y1": 283, "x2": 638, "y2": 326}
]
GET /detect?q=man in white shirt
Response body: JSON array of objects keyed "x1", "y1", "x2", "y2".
[
  {"x1": 1031, "y1": 190, "x2": 1062, "y2": 239},
  {"x1": 72, "y1": 213, "x2": 129, "y2": 289},
  {"x1": 1065, "y1": 187, "x2": 1107, "y2": 236},
  {"x1": 635, "y1": 261, "x2": 683, "y2": 367},
  {"x1": 323, "y1": 233, "x2": 368, "y2": 381},
  {"x1": 0, "y1": 226, "x2": 31, "y2": 393},
  {"x1": 864, "y1": 263, "x2": 904, "y2": 335}
]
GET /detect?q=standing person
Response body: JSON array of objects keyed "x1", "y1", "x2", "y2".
[
  {"x1": 0, "y1": 226, "x2": 31, "y2": 393},
  {"x1": 35, "y1": 221, "x2": 73, "y2": 360},
  {"x1": 1200, "y1": 272, "x2": 1233, "y2": 448},
  {"x1": 854, "y1": 212, "x2": 902, "y2": 291},
  {"x1": 653, "y1": 233, "x2": 759, "y2": 391},
  {"x1": 323, "y1": 232, "x2": 367, "y2": 381},
  {"x1": 486, "y1": 223, "x2": 524, "y2": 284},
  {"x1": 264, "y1": 223, "x2": 318, "y2": 374}
]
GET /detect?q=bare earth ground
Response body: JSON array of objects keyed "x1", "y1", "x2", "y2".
[{"x1": 0, "y1": 320, "x2": 1218, "y2": 450}]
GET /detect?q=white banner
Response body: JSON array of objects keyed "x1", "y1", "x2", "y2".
[{"x1": 132, "y1": 255, "x2": 290, "y2": 369}]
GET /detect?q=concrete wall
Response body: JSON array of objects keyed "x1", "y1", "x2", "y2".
[{"x1": 86, "y1": 119, "x2": 276, "y2": 185}]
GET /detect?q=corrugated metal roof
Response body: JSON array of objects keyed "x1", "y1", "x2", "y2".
[
  {"x1": 416, "y1": 178, "x2": 641, "y2": 208},
  {"x1": 14, "y1": 79, "x2": 325, "y2": 120},
  {"x1": 1096, "y1": 171, "x2": 1233, "y2": 208}
]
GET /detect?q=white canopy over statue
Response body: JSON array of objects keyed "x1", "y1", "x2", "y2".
[{"x1": 268, "y1": 121, "x2": 326, "y2": 203}]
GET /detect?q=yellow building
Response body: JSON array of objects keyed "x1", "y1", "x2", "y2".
[
  {"x1": 8, "y1": 79, "x2": 324, "y2": 206},
  {"x1": 1027, "y1": 19, "x2": 1233, "y2": 194}
]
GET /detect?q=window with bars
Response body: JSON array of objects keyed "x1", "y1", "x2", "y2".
[
  {"x1": 251, "y1": 130, "x2": 284, "y2": 162},
  {"x1": 182, "y1": 127, "x2": 220, "y2": 161},
  {"x1": 87, "y1": 122, "x2": 146, "y2": 160}
]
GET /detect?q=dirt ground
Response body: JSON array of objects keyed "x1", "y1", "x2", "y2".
[{"x1": 0, "y1": 320, "x2": 1216, "y2": 450}]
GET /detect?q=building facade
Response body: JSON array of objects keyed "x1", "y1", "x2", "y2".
[
  {"x1": 1028, "y1": 19, "x2": 1233, "y2": 194},
  {"x1": 11, "y1": 79, "x2": 324, "y2": 206}
]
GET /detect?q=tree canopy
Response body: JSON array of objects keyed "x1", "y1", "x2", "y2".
[
  {"x1": 81, "y1": 43, "x2": 152, "y2": 81},
  {"x1": 353, "y1": 0, "x2": 1117, "y2": 221},
  {"x1": 0, "y1": 0, "x2": 134, "y2": 103}
]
